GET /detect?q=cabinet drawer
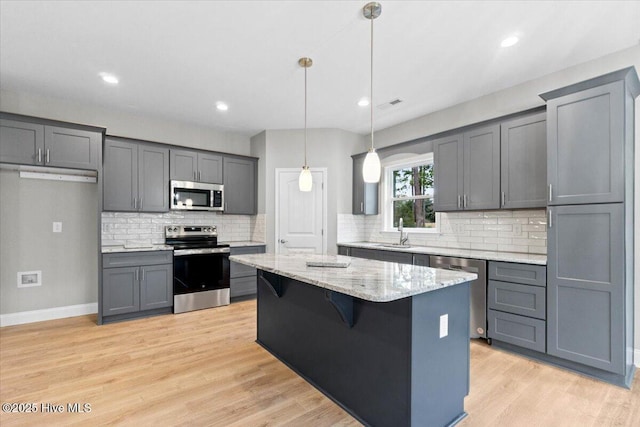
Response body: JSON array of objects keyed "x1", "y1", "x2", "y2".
[
  {"x1": 488, "y1": 310, "x2": 546, "y2": 353},
  {"x1": 488, "y1": 261, "x2": 546, "y2": 287},
  {"x1": 103, "y1": 251, "x2": 173, "y2": 268},
  {"x1": 230, "y1": 276, "x2": 257, "y2": 298},
  {"x1": 488, "y1": 280, "x2": 546, "y2": 319},
  {"x1": 412, "y1": 254, "x2": 430, "y2": 267}
]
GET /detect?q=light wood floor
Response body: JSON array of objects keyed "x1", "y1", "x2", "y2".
[{"x1": 1, "y1": 299, "x2": 638, "y2": 427}]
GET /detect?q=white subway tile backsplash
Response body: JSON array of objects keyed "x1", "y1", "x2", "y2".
[{"x1": 337, "y1": 208, "x2": 546, "y2": 255}]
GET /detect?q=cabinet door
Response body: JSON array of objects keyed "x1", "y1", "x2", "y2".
[
  {"x1": 170, "y1": 149, "x2": 198, "y2": 181},
  {"x1": 223, "y1": 156, "x2": 256, "y2": 214},
  {"x1": 501, "y1": 113, "x2": 547, "y2": 209},
  {"x1": 140, "y1": 264, "x2": 173, "y2": 311},
  {"x1": 103, "y1": 138, "x2": 138, "y2": 212},
  {"x1": 352, "y1": 156, "x2": 379, "y2": 215},
  {"x1": 463, "y1": 125, "x2": 500, "y2": 210},
  {"x1": 412, "y1": 254, "x2": 430, "y2": 267},
  {"x1": 102, "y1": 267, "x2": 140, "y2": 316},
  {"x1": 547, "y1": 204, "x2": 624, "y2": 374},
  {"x1": 547, "y1": 81, "x2": 624, "y2": 205},
  {"x1": 138, "y1": 144, "x2": 169, "y2": 212},
  {"x1": 0, "y1": 119, "x2": 44, "y2": 165},
  {"x1": 198, "y1": 152, "x2": 223, "y2": 183},
  {"x1": 44, "y1": 126, "x2": 99, "y2": 170},
  {"x1": 433, "y1": 134, "x2": 463, "y2": 211}
]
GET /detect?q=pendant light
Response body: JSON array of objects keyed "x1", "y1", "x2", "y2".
[
  {"x1": 298, "y1": 57, "x2": 313, "y2": 192},
  {"x1": 362, "y1": 2, "x2": 382, "y2": 183}
]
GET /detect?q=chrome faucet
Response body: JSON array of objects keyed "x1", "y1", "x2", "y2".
[{"x1": 399, "y1": 218, "x2": 408, "y2": 246}]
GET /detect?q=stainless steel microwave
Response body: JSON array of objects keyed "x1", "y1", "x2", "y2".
[{"x1": 170, "y1": 180, "x2": 224, "y2": 212}]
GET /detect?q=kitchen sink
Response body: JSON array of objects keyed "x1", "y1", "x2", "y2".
[{"x1": 376, "y1": 243, "x2": 412, "y2": 249}]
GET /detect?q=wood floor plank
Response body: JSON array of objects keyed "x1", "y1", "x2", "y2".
[{"x1": 1, "y1": 299, "x2": 639, "y2": 426}]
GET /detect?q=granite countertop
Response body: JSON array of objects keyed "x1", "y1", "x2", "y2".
[
  {"x1": 338, "y1": 241, "x2": 547, "y2": 265},
  {"x1": 229, "y1": 253, "x2": 477, "y2": 303},
  {"x1": 220, "y1": 241, "x2": 266, "y2": 247},
  {"x1": 101, "y1": 244, "x2": 174, "y2": 254}
]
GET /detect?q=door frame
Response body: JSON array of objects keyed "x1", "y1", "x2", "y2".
[{"x1": 274, "y1": 167, "x2": 328, "y2": 254}]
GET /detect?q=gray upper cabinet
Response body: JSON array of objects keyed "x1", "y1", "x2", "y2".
[
  {"x1": 0, "y1": 119, "x2": 45, "y2": 164},
  {"x1": 500, "y1": 113, "x2": 547, "y2": 209},
  {"x1": 352, "y1": 155, "x2": 378, "y2": 215},
  {"x1": 104, "y1": 137, "x2": 169, "y2": 212},
  {"x1": 170, "y1": 149, "x2": 222, "y2": 184},
  {"x1": 433, "y1": 125, "x2": 499, "y2": 211},
  {"x1": 463, "y1": 124, "x2": 500, "y2": 210},
  {"x1": 433, "y1": 134, "x2": 463, "y2": 211},
  {"x1": 546, "y1": 203, "x2": 624, "y2": 373},
  {"x1": 543, "y1": 81, "x2": 625, "y2": 205},
  {"x1": 0, "y1": 118, "x2": 100, "y2": 170},
  {"x1": 223, "y1": 156, "x2": 257, "y2": 214}
]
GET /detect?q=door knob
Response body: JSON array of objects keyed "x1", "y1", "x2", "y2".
[{"x1": 279, "y1": 239, "x2": 287, "y2": 244}]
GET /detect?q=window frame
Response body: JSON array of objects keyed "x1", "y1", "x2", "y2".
[{"x1": 382, "y1": 153, "x2": 440, "y2": 234}]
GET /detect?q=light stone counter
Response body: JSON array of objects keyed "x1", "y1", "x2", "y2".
[
  {"x1": 229, "y1": 253, "x2": 477, "y2": 303},
  {"x1": 339, "y1": 241, "x2": 547, "y2": 265},
  {"x1": 101, "y1": 244, "x2": 173, "y2": 254}
]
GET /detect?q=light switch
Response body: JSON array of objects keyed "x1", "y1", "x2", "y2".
[
  {"x1": 53, "y1": 222, "x2": 62, "y2": 233},
  {"x1": 439, "y1": 314, "x2": 448, "y2": 338}
]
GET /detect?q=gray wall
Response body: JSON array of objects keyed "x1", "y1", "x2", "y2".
[
  {"x1": 251, "y1": 129, "x2": 364, "y2": 255},
  {"x1": 0, "y1": 170, "x2": 98, "y2": 313}
]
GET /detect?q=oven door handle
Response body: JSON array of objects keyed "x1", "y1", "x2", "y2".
[{"x1": 173, "y1": 248, "x2": 231, "y2": 256}]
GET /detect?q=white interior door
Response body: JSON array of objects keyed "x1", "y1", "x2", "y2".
[{"x1": 276, "y1": 168, "x2": 326, "y2": 255}]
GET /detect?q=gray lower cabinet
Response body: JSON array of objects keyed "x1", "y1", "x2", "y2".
[
  {"x1": 102, "y1": 251, "x2": 173, "y2": 320},
  {"x1": 352, "y1": 155, "x2": 378, "y2": 215},
  {"x1": 103, "y1": 136, "x2": 169, "y2": 212},
  {"x1": 487, "y1": 261, "x2": 547, "y2": 353},
  {"x1": 0, "y1": 118, "x2": 100, "y2": 170},
  {"x1": 412, "y1": 254, "x2": 430, "y2": 267},
  {"x1": 223, "y1": 156, "x2": 257, "y2": 214},
  {"x1": 500, "y1": 112, "x2": 547, "y2": 209},
  {"x1": 546, "y1": 203, "x2": 624, "y2": 373},
  {"x1": 170, "y1": 149, "x2": 223, "y2": 184},
  {"x1": 433, "y1": 124, "x2": 500, "y2": 211},
  {"x1": 230, "y1": 245, "x2": 266, "y2": 298},
  {"x1": 349, "y1": 247, "x2": 413, "y2": 264}
]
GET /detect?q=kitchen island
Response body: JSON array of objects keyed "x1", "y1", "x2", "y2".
[{"x1": 230, "y1": 253, "x2": 477, "y2": 427}]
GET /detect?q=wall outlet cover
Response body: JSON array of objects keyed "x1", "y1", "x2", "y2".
[
  {"x1": 53, "y1": 222, "x2": 62, "y2": 233},
  {"x1": 439, "y1": 314, "x2": 448, "y2": 338},
  {"x1": 17, "y1": 271, "x2": 42, "y2": 288}
]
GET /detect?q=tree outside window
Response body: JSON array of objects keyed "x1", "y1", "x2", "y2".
[{"x1": 390, "y1": 162, "x2": 436, "y2": 229}]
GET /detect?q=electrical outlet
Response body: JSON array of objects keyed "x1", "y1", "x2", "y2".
[
  {"x1": 53, "y1": 222, "x2": 62, "y2": 233},
  {"x1": 439, "y1": 314, "x2": 448, "y2": 338}
]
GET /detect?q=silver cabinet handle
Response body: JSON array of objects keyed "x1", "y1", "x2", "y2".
[
  {"x1": 280, "y1": 239, "x2": 287, "y2": 244},
  {"x1": 198, "y1": 171, "x2": 201, "y2": 181},
  {"x1": 135, "y1": 269, "x2": 139, "y2": 281},
  {"x1": 141, "y1": 268, "x2": 145, "y2": 282},
  {"x1": 139, "y1": 198, "x2": 143, "y2": 210},
  {"x1": 46, "y1": 149, "x2": 50, "y2": 164},
  {"x1": 360, "y1": 202, "x2": 364, "y2": 213},
  {"x1": 548, "y1": 209, "x2": 552, "y2": 228},
  {"x1": 193, "y1": 171, "x2": 197, "y2": 181},
  {"x1": 463, "y1": 194, "x2": 467, "y2": 208},
  {"x1": 457, "y1": 195, "x2": 461, "y2": 209},
  {"x1": 37, "y1": 148, "x2": 42, "y2": 163},
  {"x1": 501, "y1": 191, "x2": 506, "y2": 207},
  {"x1": 133, "y1": 198, "x2": 137, "y2": 210},
  {"x1": 548, "y1": 184, "x2": 553, "y2": 202}
]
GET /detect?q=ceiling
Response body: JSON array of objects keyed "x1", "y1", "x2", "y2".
[{"x1": 1, "y1": 1, "x2": 639, "y2": 137}]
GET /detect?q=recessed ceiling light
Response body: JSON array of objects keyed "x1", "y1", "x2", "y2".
[
  {"x1": 99, "y1": 72, "x2": 119, "y2": 85},
  {"x1": 500, "y1": 36, "x2": 519, "y2": 48},
  {"x1": 216, "y1": 102, "x2": 229, "y2": 111},
  {"x1": 358, "y1": 98, "x2": 370, "y2": 107}
]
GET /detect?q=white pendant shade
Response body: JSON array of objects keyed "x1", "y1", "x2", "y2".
[
  {"x1": 299, "y1": 166, "x2": 313, "y2": 192},
  {"x1": 362, "y1": 149, "x2": 381, "y2": 183}
]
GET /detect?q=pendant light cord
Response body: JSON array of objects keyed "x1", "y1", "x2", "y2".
[
  {"x1": 370, "y1": 11, "x2": 374, "y2": 151},
  {"x1": 304, "y1": 63, "x2": 308, "y2": 167}
]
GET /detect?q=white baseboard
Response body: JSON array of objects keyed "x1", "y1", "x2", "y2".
[
  {"x1": 0, "y1": 303, "x2": 98, "y2": 327},
  {"x1": 636, "y1": 349, "x2": 640, "y2": 368}
]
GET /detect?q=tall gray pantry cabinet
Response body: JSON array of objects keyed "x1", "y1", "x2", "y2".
[{"x1": 541, "y1": 67, "x2": 639, "y2": 387}]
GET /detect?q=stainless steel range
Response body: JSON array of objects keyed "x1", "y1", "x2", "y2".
[{"x1": 165, "y1": 225, "x2": 230, "y2": 313}]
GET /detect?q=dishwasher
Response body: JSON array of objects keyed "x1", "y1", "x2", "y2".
[{"x1": 429, "y1": 256, "x2": 487, "y2": 340}]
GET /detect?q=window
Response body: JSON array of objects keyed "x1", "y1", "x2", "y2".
[{"x1": 384, "y1": 154, "x2": 437, "y2": 232}]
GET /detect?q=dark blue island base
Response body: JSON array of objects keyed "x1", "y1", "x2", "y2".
[{"x1": 256, "y1": 270, "x2": 471, "y2": 427}]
